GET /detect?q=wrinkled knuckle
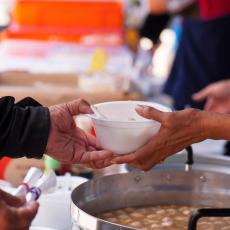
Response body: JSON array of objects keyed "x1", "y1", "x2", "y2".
[
  {"x1": 78, "y1": 98, "x2": 84, "y2": 104},
  {"x1": 65, "y1": 100, "x2": 71, "y2": 107},
  {"x1": 65, "y1": 102, "x2": 71, "y2": 112},
  {"x1": 145, "y1": 106, "x2": 152, "y2": 115}
]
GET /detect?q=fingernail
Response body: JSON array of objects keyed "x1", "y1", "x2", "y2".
[
  {"x1": 80, "y1": 102, "x2": 92, "y2": 113},
  {"x1": 135, "y1": 105, "x2": 145, "y2": 110}
]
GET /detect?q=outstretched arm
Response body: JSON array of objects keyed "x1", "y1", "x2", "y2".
[
  {"x1": 0, "y1": 97, "x2": 113, "y2": 169},
  {"x1": 112, "y1": 105, "x2": 230, "y2": 170}
]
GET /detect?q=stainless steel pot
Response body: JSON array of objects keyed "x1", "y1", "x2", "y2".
[{"x1": 71, "y1": 170, "x2": 230, "y2": 230}]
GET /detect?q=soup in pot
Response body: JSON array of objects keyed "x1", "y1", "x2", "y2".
[{"x1": 98, "y1": 205, "x2": 230, "y2": 230}]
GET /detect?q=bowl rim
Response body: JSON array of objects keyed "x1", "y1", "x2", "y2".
[{"x1": 91, "y1": 100, "x2": 172, "y2": 124}]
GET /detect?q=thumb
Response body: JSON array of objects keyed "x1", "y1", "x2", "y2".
[
  {"x1": 66, "y1": 99, "x2": 93, "y2": 116},
  {"x1": 135, "y1": 105, "x2": 164, "y2": 123},
  {"x1": 192, "y1": 87, "x2": 213, "y2": 101}
]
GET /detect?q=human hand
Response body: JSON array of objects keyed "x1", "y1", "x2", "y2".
[
  {"x1": 0, "y1": 189, "x2": 38, "y2": 230},
  {"x1": 193, "y1": 80, "x2": 230, "y2": 113},
  {"x1": 111, "y1": 105, "x2": 206, "y2": 171},
  {"x1": 46, "y1": 99, "x2": 113, "y2": 169}
]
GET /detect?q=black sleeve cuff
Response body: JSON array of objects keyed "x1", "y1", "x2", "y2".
[
  {"x1": 23, "y1": 106, "x2": 50, "y2": 159},
  {"x1": 0, "y1": 97, "x2": 50, "y2": 159}
]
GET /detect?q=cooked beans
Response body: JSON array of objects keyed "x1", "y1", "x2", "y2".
[{"x1": 98, "y1": 205, "x2": 230, "y2": 230}]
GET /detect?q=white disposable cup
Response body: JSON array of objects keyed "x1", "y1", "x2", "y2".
[{"x1": 91, "y1": 101, "x2": 171, "y2": 155}]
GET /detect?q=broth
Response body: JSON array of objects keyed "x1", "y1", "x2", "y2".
[{"x1": 98, "y1": 205, "x2": 230, "y2": 230}]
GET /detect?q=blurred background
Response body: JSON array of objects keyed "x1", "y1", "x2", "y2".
[{"x1": 0, "y1": 0, "x2": 229, "y2": 186}]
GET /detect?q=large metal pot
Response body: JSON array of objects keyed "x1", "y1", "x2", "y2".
[{"x1": 71, "y1": 170, "x2": 230, "y2": 230}]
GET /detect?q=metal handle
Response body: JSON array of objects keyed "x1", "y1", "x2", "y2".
[
  {"x1": 185, "y1": 145, "x2": 194, "y2": 172},
  {"x1": 188, "y1": 208, "x2": 230, "y2": 230}
]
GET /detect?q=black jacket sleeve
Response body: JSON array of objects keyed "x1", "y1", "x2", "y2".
[{"x1": 0, "y1": 96, "x2": 50, "y2": 159}]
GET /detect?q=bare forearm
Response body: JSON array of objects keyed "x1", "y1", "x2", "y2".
[{"x1": 200, "y1": 111, "x2": 230, "y2": 141}]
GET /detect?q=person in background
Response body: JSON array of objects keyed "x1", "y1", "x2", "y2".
[
  {"x1": 0, "y1": 96, "x2": 113, "y2": 230},
  {"x1": 143, "y1": 1, "x2": 230, "y2": 158},
  {"x1": 193, "y1": 79, "x2": 230, "y2": 114},
  {"x1": 133, "y1": 0, "x2": 230, "y2": 109},
  {"x1": 111, "y1": 79, "x2": 230, "y2": 171},
  {"x1": 137, "y1": 0, "x2": 197, "y2": 42},
  {"x1": 126, "y1": 0, "x2": 196, "y2": 45},
  {"x1": 194, "y1": 79, "x2": 230, "y2": 156},
  {"x1": 163, "y1": 0, "x2": 230, "y2": 109}
]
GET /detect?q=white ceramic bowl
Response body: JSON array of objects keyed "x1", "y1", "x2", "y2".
[{"x1": 91, "y1": 101, "x2": 171, "y2": 155}]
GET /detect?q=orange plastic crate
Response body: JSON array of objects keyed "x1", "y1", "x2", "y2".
[
  {"x1": 7, "y1": 0, "x2": 124, "y2": 44},
  {"x1": 12, "y1": 0, "x2": 123, "y2": 29}
]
